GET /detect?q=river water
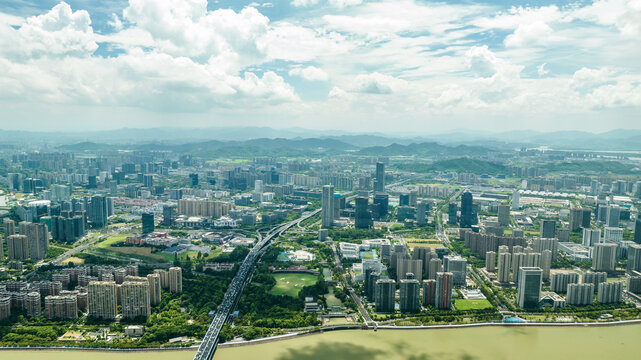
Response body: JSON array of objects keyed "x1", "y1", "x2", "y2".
[{"x1": 4, "y1": 325, "x2": 641, "y2": 360}]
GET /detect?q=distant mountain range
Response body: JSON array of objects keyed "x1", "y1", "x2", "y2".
[{"x1": 3, "y1": 126, "x2": 641, "y2": 151}]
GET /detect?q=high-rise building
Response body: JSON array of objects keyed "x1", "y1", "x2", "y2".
[
  {"x1": 375, "y1": 279, "x2": 396, "y2": 312},
  {"x1": 26, "y1": 292, "x2": 41, "y2": 317},
  {"x1": 597, "y1": 281, "x2": 623, "y2": 304},
  {"x1": 372, "y1": 193, "x2": 389, "y2": 219},
  {"x1": 374, "y1": 162, "x2": 385, "y2": 193},
  {"x1": 447, "y1": 203, "x2": 458, "y2": 225},
  {"x1": 582, "y1": 229, "x2": 601, "y2": 247},
  {"x1": 569, "y1": 208, "x2": 591, "y2": 232},
  {"x1": 163, "y1": 205, "x2": 175, "y2": 227},
  {"x1": 354, "y1": 196, "x2": 373, "y2": 229},
  {"x1": 532, "y1": 237, "x2": 558, "y2": 261},
  {"x1": 147, "y1": 273, "x2": 162, "y2": 306},
  {"x1": 428, "y1": 258, "x2": 442, "y2": 280},
  {"x1": 398, "y1": 259, "x2": 423, "y2": 282},
  {"x1": 44, "y1": 295, "x2": 77, "y2": 319},
  {"x1": 399, "y1": 278, "x2": 420, "y2": 313},
  {"x1": 7, "y1": 234, "x2": 29, "y2": 260},
  {"x1": 416, "y1": 200, "x2": 428, "y2": 225},
  {"x1": 498, "y1": 251, "x2": 511, "y2": 283},
  {"x1": 497, "y1": 205, "x2": 510, "y2": 227},
  {"x1": 321, "y1": 185, "x2": 334, "y2": 229},
  {"x1": 141, "y1": 213, "x2": 154, "y2": 234},
  {"x1": 603, "y1": 227, "x2": 623, "y2": 243},
  {"x1": 422, "y1": 279, "x2": 436, "y2": 307},
  {"x1": 540, "y1": 219, "x2": 556, "y2": 238},
  {"x1": 89, "y1": 195, "x2": 108, "y2": 228},
  {"x1": 143, "y1": 174, "x2": 154, "y2": 188},
  {"x1": 511, "y1": 252, "x2": 526, "y2": 282},
  {"x1": 550, "y1": 272, "x2": 579, "y2": 293},
  {"x1": 567, "y1": 283, "x2": 594, "y2": 306},
  {"x1": 485, "y1": 251, "x2": 496, "y2": 273},
  {"x1": 592, "y1": 243, "x2": 618, "y2": 273},
  {"x1": 20, "y1": 222, "x2": 49, "y2": 260},
  {"x1": 444, "y1": 255, "x2": 467, "y2": 285},
  {"x1": 435, "y1": 272, "x2": 453, "y2": 309},
  {"x1": 634, "y1": 216, "x2": 641, "y2": 244},
  {"x1": 460, "y1": 190, "x2": 474, "y2": 228},
  {"x1": 541, "y1": 250, "x2": 552, "y2": 281},
  {"x1": 169, "y1": 267, "x2": 183, "y2": 293},
  {"x1": 627, "y1": 244, "x2": 641, "y2": 274},
  {"x1": 511, "y1": 190, "x2": 520, "y2": 210},
  {"x1": 582, "y1": 271, "x2": 607, "y2": 288},
  {"x1": 88, "y1": 281, "x2": 117, "y2": 320},
  {"x1": 364, "y1": 269, "x2": 380, "y2": 301},
  {"x1": 0, "y1": 296, "x2": 10, "y2": 320},
  {"x1": 517, "y1": 267, "x2": 542, "y2": 309},
  {"x1": 606, "y1": 206, "x2": 621, "y2": 228},
  {"x1": 121, "y1": 281, "x2": 151, "y2": 319}
]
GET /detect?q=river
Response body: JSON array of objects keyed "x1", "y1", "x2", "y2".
[{"x1": 3, "y1": 325, "x2": 641, "y2": 360}]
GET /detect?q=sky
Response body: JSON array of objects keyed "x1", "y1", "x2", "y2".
[{"x1": 0, "y1": 0, "x2": 640, "y2": 134}]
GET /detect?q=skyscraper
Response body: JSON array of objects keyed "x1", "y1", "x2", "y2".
[
  {"x1": 354, "y1": 196, "x2": 373, "y2": 229},
  {"x1": 416, "y1": 200, "x2": 428, "y2": 225},
  {"x1": 567, "y1": 283, "x2": 594, "y2": 306},
  {"x1": 88, "y1": 281, "x2": 117, "y2": 320},
  {"x1": 428, "y1": 258, "x2": 443, "y2": 280},
  {"x1": 540, "y1": 249, "x2": 552, "y2": 281},
  {"x1": 570, "y1": 208, "x2": 591, "y2": 232},
  {"x1": 20, "y1": 222, "x2": 49, "y2": 260},
  {"x1": 163, "y1": 205, "x2": 175, "y2": 227},
  {"x1": 435, "y1": 272, "x2": 453, "y2": 309},
  {"x1": 550, "y1": 272, "x2": 579, "y2": 293},
  {"x1": 627, "y1": 244, "x2": 641, "y2": 274},
  {"x1": 422, "y1": 279, "x2": 436, "y2": 307},
  {"x1": 540, "y1": 219, "x2": 556, "y2": 238},
  {"x1": 444, "y1": 255, "x2": 467, "y2": 285},
  {"x1": 147, "y1": 273, "x2": 162, "y2": 306},
  {"x1": 497, "y1": 205, "x2": 510, "y2": 227},
  {"x1": 498, "y1": 251, "x2": 511, "y2": 283},
  {"x1": 121, "y1": 281, "x2": 151, "y2": 319},
  {"x1": 89, "y1": 195, "x2": 108, "y2": 228},
  {"x1": 447, "y1": 203, "x2": 458, "y2": 225},
  {"x1": 582, "y1": 229, "x2": 601, "y2": 247},
  {"x1": 374, "y1": 162, "x2": 385, "y2": 193},
  {"x1": 606, "y1": 206, "x2": 621, "y2": 228},
  {"x1": 142, "y1": 213, "x2": 154, "y2": 234},
  {"x1": 399, "y1": 278, "x2": 420, "y2": 313},
  {"x1": 592, "y1": 243, "x2": 618, "y2": 273},
  {"x1": 169, "y1": 267, "x2": 183, "y2": 293},
  {"x1": 322, "y1": 185, "x2": 334, "y2": 229},
  {"x1": 375, "y1": 279, "x2": 396, "y2": 312},
  {"x1": 634, "y1": 216, "x2": 641, "y2": 244},
  {"x1": 7, "y1": 234, "x2": 29, "y2": 260},
  {"x1": 485, "y1": 251, "x2": 496, "y2": 273},
  {"x1": 459, "y1": 190, "x2": 473, "y2": 228},
  {"x1": 597, "y1": 281, "x2": 623, "y2": 304},
  {"x1": 397, "y1": 259, "x2": 423, "y2": 282},
  {"x1": 517, "y1": 267, "x2": 542, "y2": 309},
  {"x1": 511, "y1": 190, "x2": 520, "y2": 210}
]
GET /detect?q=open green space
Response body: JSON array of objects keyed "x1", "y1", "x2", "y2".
[
  {"x1": 454, "y1": 299, "x2": 494, "y2": 311},
  {"x1": 269, "y1": 273, "x2": 319, "y2": 298},
  {"x1": 95, "y1": 233, "x2": 134, "y2": 249}
]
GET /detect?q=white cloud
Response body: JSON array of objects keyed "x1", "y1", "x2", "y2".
[
  {"x1": 537, "y1": 63, "x2": 549, "y2": 76},
  {"x1": 504, "y1": 21, "x2": 554, "y2": 47},
  {"x1": 291, "y1": 0, "x2": 320, "y2": 7},
  {"x1": 328, "y1": 0, "x2": 363, "y2": 8},
  {"x1": 573, "y1": 0, "x2": 641, "y2": 36},
  {"x1": 288, "y1": 66, "x2": 328, "y2": 81},
  {"x1": 350, "y1": 72, "x2": 406, "y2": 94},
  {"x1": 108, "y1": 13, "x2": 123, "y2": 31}
]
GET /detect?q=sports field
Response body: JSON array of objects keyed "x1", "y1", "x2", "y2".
[{"x1": 270, "y1": 273, "x2": 318, "y2": 297}]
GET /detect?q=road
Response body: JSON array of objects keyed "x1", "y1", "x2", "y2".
[{"x1": 193, "y1": 209, "x2": 321, "y2": 360}]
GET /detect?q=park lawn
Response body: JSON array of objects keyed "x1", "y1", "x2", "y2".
[
  {"x1": 61, "y1": 256, "x2": 85, "y2": 265},
  {"x1": 95, "y1": 233, "x2": 134, "y2": 249},
  {"x1": 454, "y1": 299, "x2": 494, "y2": 311},
  {"x1": 101, "y1": 246, "x2": 169, "y2": 262},
  {"x1": 270, "y1": 273, "x2": 318, "y2": 298}
]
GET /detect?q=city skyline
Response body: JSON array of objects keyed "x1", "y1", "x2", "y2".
[{"x1": 0, "y1": 0, "x2": 640, "y2": 132}]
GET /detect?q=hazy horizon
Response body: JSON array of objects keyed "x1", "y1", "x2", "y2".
[{"x1": 0, "y1": 0, "x2": 640, "y2": 132}]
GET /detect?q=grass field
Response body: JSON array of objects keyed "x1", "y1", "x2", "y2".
[
  {"x1": 107, "y1": 246, "x2": 169, "y2": 261},
  {"x1": 454, "y1": 299, "x2": 494, "y2": 311},
  {"x1": 95, "y1": 233, "x2": 133, "y2": 249},
  {"x1": 407, "y1": 239, "x2": 443, "y2": 249},
  {"x1": 61, "y1": 256, "x2": 85, "y2": 265},
  {"x1": 270, "y1": 273, "x2": 318, "y2": 297}
]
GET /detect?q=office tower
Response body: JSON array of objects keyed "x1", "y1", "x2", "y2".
[
  {"x1": 321, "y1": 185, "x2": 334, "y2": 228},
  {"x1": 597, "y1": 281, "x2": 623, "y2": 304},
  {"x1": 497, "y1": 205, "x2": 510, "y2": 227},
  {"x1": 532, "y1": 237, "x2": 558, "y2": 261},
  {"x1": 398, "y1": 259, "x2": 423, "y2": 282},
  {"x1": 557, "y1": 228, "x2": 570, "y2": 242},
  {"x1": 26, "y1": 292, "x2": 41, "y2": 317},
  {"x1": 540, "y1": 219, "x2": 556, "y2": 238},
  {"x1": 428, "y1": 258, "x2": 443, "y2": 280},
  {"x1": 399, "y1": 194, "x2": 410, "y2": 207},
  {"x1": 374, "y1": 162, "x2": 385, "y2": 193},
  {"x1": 422, "y1": 279, "x2": 436, "y2": 307},
  {"x1": 540, "y1": 250, "x2": 552, "y2": 281},
  {"x1": 89, "y1": 195, "x2": 108, "y2": 228},
  {"x1": 582, "y1": 229, "x2": 601, "y2": 247},
  {"x1": 517, "y1": 267, "x2": 542, "y2": 309},
  {"x1": 447, "y1": 203, "x2": 458, "y2": 225},
  {"x1": 485, "y1": 251, "x2": 496, "y2": 273},
  {"x1": 44, "y1": 295, "x2": 78, "y2": 319},
  {"x1": 373, "y1": 193, "x2": 389, "y2": 219},
  {"x1": 141, "y1": 213, "x2": 154, "y2": 234},
  {"x1": 88, "y1": 281, "x2": 118, "y2": 320},
  {"x1": 19, "y1": 222, "x2": 48, "y2": 260},
  {"x1": 143, "y1": 174, "x2": 154, "y2": 188},
  {"x1": 408, "y1": 190, "x2": 418, "y2": 207},
  {"x1": 435, "y1": 272, "x2": 453, "y2": 309},
  {"x1": 375, "y1": 279, "x2": 396, "y2": 312},
  {"x1": 189, "y1": 173, "x2": 198, "y2": 186},
  {"x1": 627, "y1": 244, "x2": 641, "y2": 274},
  {"x1": 511, "y1": 190, "x2": 520, "y2": 210},
  {"x1": 399, "y1": 278, "x2": 420, "y2": 313},
  {"x1": 169, "y1": 267, "x2": 183, "y2": 293},
  {"x1": 147, "y1": 273, "x2": 162, "y2": 306},
  {"x1": 511, "y1": 252, "x2": 526, "y2": 282},
  {"x1": 498, "y1": 251, "x2": 511, "y2": 283},
  {"x1": 459, "y1": 190, "x2": 473, "y2": 228},
  {"x1": 354, "y1": 196, "x2": 373, "y2": 229},
  {"x1": 365, "y1": 269, "x2": 380, "y2": 301},
  {"x1": 603, "y1": 227, "x2": 623, "y2": 243},
  {"x1": 550, "y1": 272, "x2": 579, "y2": 293},
  {"x1": 254, "y1": 179, "x2": 264, "y2": 193},
  {"x1": 582, "y1": 271, "x2": 607, "y2": 288},
  {"x1": 567, "y1": 283, "x2": 595, "y2": 306},
  {"x1": 444, "y1": 255, "x2": 467, "y2": 285},
  {"x1": 416, "y1": 200, "x2": 428, "y2": 225},
  {"x1": 163, "y1": 205, "x2": 175, "y2": 227},
  {"x1": 121, "y1": 281, "x2": 151, "y2": 319},
  {"x1": 570, "y1": 208, "x2": 591, "y2": 232},
  {"x1": 592, "y1": 243, "x2": 618, "y2": 273},
  {"x1": 7, "y1": 234, "x2": 29, "y2": 260},
  {"x1": 627, "y1": 276, "x2": 641, "y2": 294},
  {"x1": 606, "y1": 206, "x2": 621, "y2": 228}
]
